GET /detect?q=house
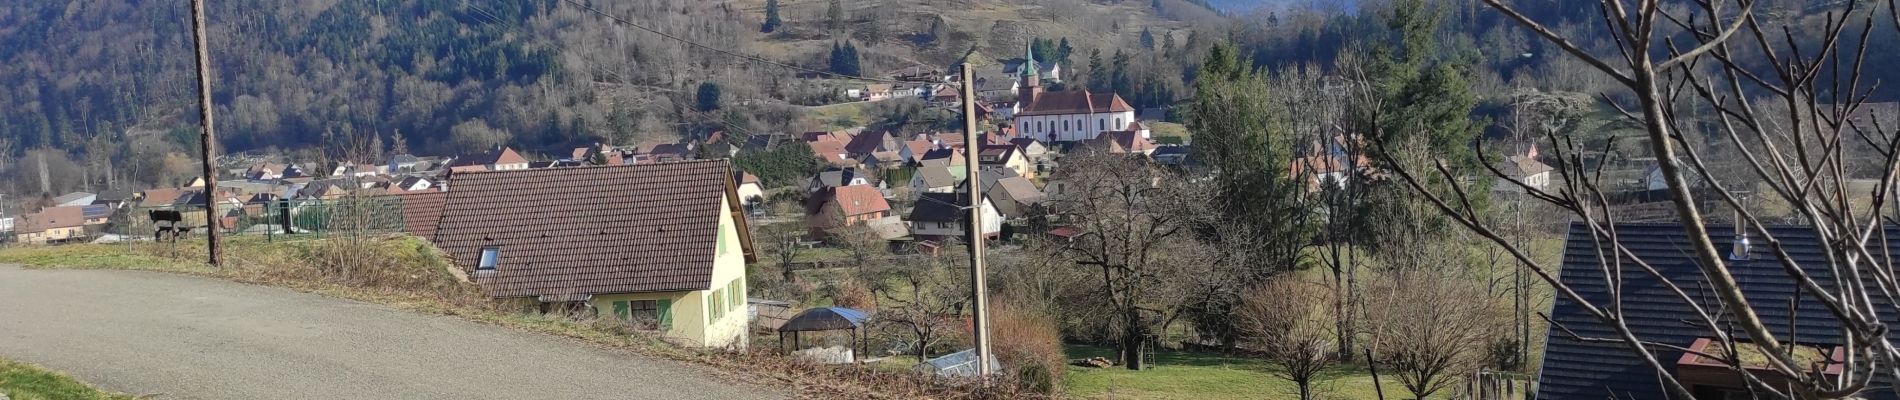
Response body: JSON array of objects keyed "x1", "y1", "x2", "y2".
[
  {"x1": 91, "y1": 190, "x2": 134, "y2": 209},
  {"x1": 900, "y1": 140, "x2": 936, "y2": 165},
  {"x1": 806, "y1": 185, "x2": 893, "y2": 238},
  {"x1": 733, "y1": 171, "x2": 765, "y2": 209},
  {"x1": 1151, "y1": 145, "x2": 1193, "y2": 166},
  {"x1": 137, "y1": 187, "x2": 196, "y2": 209},
  {"x1": 807, "y1": 134, "x2": 859, "y2": 168},
  {"x1": 394, "y1": 176, "x2": 432, "y2": 192},
  {"x1": 1076, "y1": 131, "x2": 1158, "y2": 156},
  {"x1": 907, "y1": 192, "x2": 1002, "y2": 240},
  {"x1": 245, "y1": 163, "x2": 289, "y2": 180},
  {"x1": 52, "y1": 192, "x2": 96, "y2": 207},
  {"x1": 387, "y1": 154, "x2": 424, "y2": 173},
  {"x1": 987, "y1": 176, "x2": 1045, "y2": 219},
  {"x1": 1001, "y1": 42, "x2": 1062, "y2": 84},
  {"x1": 977, "y1": 145, "x2": 1035, "y2": 180},
  {"x1": 859, "y1": 151, "x2": 904, "y2": 170},
  {"x1": 862, "y1": 84, "x2": 894, "y2": 101},
  {"x1": 448, "y1": 147, "x2": 531, "y2": 172},
  {"x1": 806, "y1": 168, "x2": 870, "y2": 193},
  {"x1": 329, "y1": 162, "x2": 386, "y2": 178},
  {"x1": 627, "y1": 141, "x2": 695, "y2": 164},
  {"x1": 956, "y1": 168, "x2": 1043, "y2": 219},
  {"x1": 435, "y1": 160, "x2": 755, "y2": 348},
  {"x1": 14, "y1": 206, "x2": 88, "y2": 244},
  {"x1": 1495, "y1": 155, "x2": 1554, "y2": 193},
  {"x1": 910, "y1": 164, "x2": 963, "y2": 194},
  {"x1": 918, "y1": 148, "x2": 967, "y2": 168},
  {"x1": 1537, "y1": 222, "x2": 1900, "y2": 400}
]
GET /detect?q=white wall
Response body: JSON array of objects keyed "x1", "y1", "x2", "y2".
[{"x1": 1014, "y1": 111, "x2": 1136, "y2": 142}]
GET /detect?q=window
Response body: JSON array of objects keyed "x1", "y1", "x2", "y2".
[
  {"x1": 728, "y1": 280, "x2": 743, "y2": 311},
  {"x1": 1061, "y1": 120, "x2": 1068, "y2": 131},
  {"x1": 709, "y1": 289, "x2": 725, "y2": 321},
  {"x1": 1099, "y1": 119, "x2": 1105, "y2": 131},
  {"x1": 611, "y1": 300, "x2": 660, "y2": 323},
  {"x1": 1115, "y1": 117, "x2": 1123, "y2": 129},
  {"x1": 478, "y1": 247, "x2": 500, "y2": 271}
]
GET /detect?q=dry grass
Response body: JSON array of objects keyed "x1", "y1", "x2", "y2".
[{"x1": 0, "y1": 237, "x2": 1044, "y2": 399}]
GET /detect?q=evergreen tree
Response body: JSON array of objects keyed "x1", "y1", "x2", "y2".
[
  {"x1": 696, "y1": 82, "x2": 722, "y2": 112},
  {"x1": 829, "y1": 42, "x2": 862, "y2": 76},
  {"x1": 761, "y1": 0, "x2": 781, "y2": 33},
  {"x1": 1087, "y1": 49, "x2": 1107, "y2": 92},
  {"x1": 1140, "y1": 27, "x2": 1156, "y2": 50},
  {"x1": 1110, "y1": 50, "x2": 1132, "y2": 95},
  {"x1": 826, "y1": 0, "x2": 846, "y2": 33},
  {"x1": 1056, "y1": 38, "x2": 1074, "y2": 67}
]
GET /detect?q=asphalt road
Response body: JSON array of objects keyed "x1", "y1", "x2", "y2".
[{"x1": 0, "y1": 265, "x2": 781, "y2": 400}]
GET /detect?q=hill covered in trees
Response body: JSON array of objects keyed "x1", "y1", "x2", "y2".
[{"x1": 0, "y1": 0, "x2": 1224, "y2": 197}]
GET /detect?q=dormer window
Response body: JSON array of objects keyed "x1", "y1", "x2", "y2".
[{"x1": 478, "y1": 247, "x2": 500, "y2": 271}]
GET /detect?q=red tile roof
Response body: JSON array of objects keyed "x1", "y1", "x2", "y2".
[
  {"x1": 829, "y1": 185, "x2": 890, "y2": 217},
  {"x1": 1018, "y1": 90, "x2": 1135, "y2": 116},
  {"x1": 434, "y1": 160, "x2": 747, "y2": 298}
]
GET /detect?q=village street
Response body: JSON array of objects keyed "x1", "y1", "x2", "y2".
[{"x1": 0, "y1": 265, "x2": 780, "y2": 400}]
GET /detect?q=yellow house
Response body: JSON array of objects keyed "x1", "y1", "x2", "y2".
[
  {"x1": 434, "y1": 160, "x2": 756, "y2": 348},
  {"x1": 15, "y1": 206, "x2": 87, "y2": 245}
]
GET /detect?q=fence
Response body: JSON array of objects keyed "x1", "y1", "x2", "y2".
[{"x1": 111, "y1": 196, "x2": 412, "y2": 243}]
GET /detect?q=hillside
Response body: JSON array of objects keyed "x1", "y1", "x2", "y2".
[{"x1": 0, "y1": 0, "x2": 1223, "y2": 197}]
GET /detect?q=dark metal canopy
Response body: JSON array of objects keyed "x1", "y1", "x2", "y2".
[{"x1": 777, "y1": 307, "x2": 868, "y2": 332}]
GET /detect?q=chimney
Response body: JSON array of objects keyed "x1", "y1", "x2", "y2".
[{"x1": 1729, "y1": 209, "x2": 1751, "y2": 261}]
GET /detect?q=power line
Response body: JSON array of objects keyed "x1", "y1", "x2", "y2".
[{"x1": 556, "y1": 0, "x2": 908, "y2": 84}]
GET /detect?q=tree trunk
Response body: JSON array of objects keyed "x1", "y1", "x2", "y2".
[
  {"x1": 37, "y1": 149, "x2": 50, "y2": 194},
  {"x1": 1121, "y1": 309, "x2": 1146, "y2": 370},
  {"x1": 1298, "y1": 382, "x2": 1312, "y2": 400}
]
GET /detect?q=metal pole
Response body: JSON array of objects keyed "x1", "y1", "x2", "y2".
[
  {"x1": 189, "y1": 0, "x2": 222, "y2": 270},
  {"x1": 959, "y1": 64, "x2": 993, "y2": 383}
]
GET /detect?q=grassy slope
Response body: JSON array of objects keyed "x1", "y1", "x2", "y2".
[
  {"x1": 1064, "y1": 345, "x2": 1406, "y2": 400},
  {"x1": 0, "y1": 358, "x2": 135, "y2": 400}
]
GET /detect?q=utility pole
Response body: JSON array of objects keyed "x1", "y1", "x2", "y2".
[
  {"x1": 958, "y1": 63, "x2": 993, "y2": 383},
  {"x1": 189, "y1": 0, "x2": 222, "y2": 270}
]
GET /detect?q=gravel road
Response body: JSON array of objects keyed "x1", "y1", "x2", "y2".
[{"x1": 0, "y1": 265, "x2": 781, "y2": 400}]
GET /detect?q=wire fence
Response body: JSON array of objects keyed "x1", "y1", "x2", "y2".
[{"x1": 106, "y1": 196, "x2": 412, "y2": 243}]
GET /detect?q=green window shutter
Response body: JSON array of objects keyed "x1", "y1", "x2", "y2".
[
  {"x1": 612, "y1": 301, "x2": 630, "y2": 320},
  {"x1": 717, "y1": 222, "x2": 729, "y2": 255},
  {"x1": 657, "y1": 299, "x2": 673, "y2": 330}
]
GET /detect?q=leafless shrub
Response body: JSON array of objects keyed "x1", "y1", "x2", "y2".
[
  {"x1": 1236, "y1": 277, "x2": 1337, "y2": 400},
  {"x1": 1363, "y1": 268, "x2": 1501, "y2": 400}
]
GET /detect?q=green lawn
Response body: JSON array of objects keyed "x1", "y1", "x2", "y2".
[
  {"x1": 0, "y1": 358, "x2": 136, "y2": 400},
  {"x1": 1064, "y1": 345, "x2": 1408, "y2": 400}
]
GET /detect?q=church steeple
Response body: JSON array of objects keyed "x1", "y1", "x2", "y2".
[{"x1": 1020, "y1": 40, "x2": 1042, "y2": 105}]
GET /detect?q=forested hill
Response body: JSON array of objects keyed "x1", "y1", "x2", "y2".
[{"x1": 0, "y1": 0, "x2": 1222, "y2": 195}]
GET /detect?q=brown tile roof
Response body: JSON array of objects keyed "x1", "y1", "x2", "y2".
[
  {"x1": 139, "y1": 187, "x2": 196, "y2": 207},
  {"x1": 435, "y1": 160, "x2": 746, "y2": 298},
  {"x1": 1018, "y1": 90, "x2": 1135, "y2": 116},
  {"x1": 808, "y1": 138, "x2": 857, "y2": 166},
  {"x1": 18, "y1": 206, "x2": 86, "y2": 233},
  {"x1": 395, "y1": 191, "x2": 447, "y2": 240}
]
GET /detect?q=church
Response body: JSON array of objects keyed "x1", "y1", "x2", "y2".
[{"x1": 1008, "y1": 44, "x2": 1144, "y2": 143}]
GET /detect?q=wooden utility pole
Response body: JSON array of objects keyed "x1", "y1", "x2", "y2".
[
  {"x1": 958, "y1": 64, "x2": 993, "y2": 382},
  {"x1": 189, "y1": 0, "x2": 222, "y2": 269}
]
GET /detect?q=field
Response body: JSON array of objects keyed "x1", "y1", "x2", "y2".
[
  {"x1": 0, "y1": 358, "x2": 135, "y2": 400},
  {"x1": 1064, "y1": 345, "x2": 1409, "y2": 400}
]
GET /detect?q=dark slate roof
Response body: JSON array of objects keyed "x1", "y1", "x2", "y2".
[
  {"x1": 777, "y1": 307, "x2": 869, "y2": 332},
  {"x1": 434, "y1": 160, "x2": 739, "y2": 299},
  {"x1": 909, "y1": 192, "x2": 971, "y2": 223},
  {"x1": 1539, "y1": 222, "x2": 1900, "y2": 400}
]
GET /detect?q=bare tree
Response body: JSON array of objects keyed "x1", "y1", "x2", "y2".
[
  {"x1": 865, "y1": 254, "x2": 970, "y2": 361},
  {"x1": 1362, "y1": 0, "x2": 1900, "y2": 397},
  {"x1": 1050, "y1": 151, "x2": 1211, "y2": 370},
  {"x1": 1363, "y1": 268, "x2": 1498, "y2": 400},
  {"x1": 1236, "y1": 277, "x2": 1338, "y2": 400},
  {"x1": 757, "y1": 222, "x2": 806, "y2": 282}
]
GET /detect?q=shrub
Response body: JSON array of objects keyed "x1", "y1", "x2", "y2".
[{"x1": 987, "y1": 298, "x2": 1065, "y2": 395}]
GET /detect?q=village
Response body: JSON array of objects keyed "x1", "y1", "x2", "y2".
[{"x1": 5, "y1": 0, "x2": 1900, "y2": 399}]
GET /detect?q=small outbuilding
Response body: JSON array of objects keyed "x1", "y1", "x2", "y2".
[{"x1": 777, "y1": 307, "x2": 870, "y2": 364}]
